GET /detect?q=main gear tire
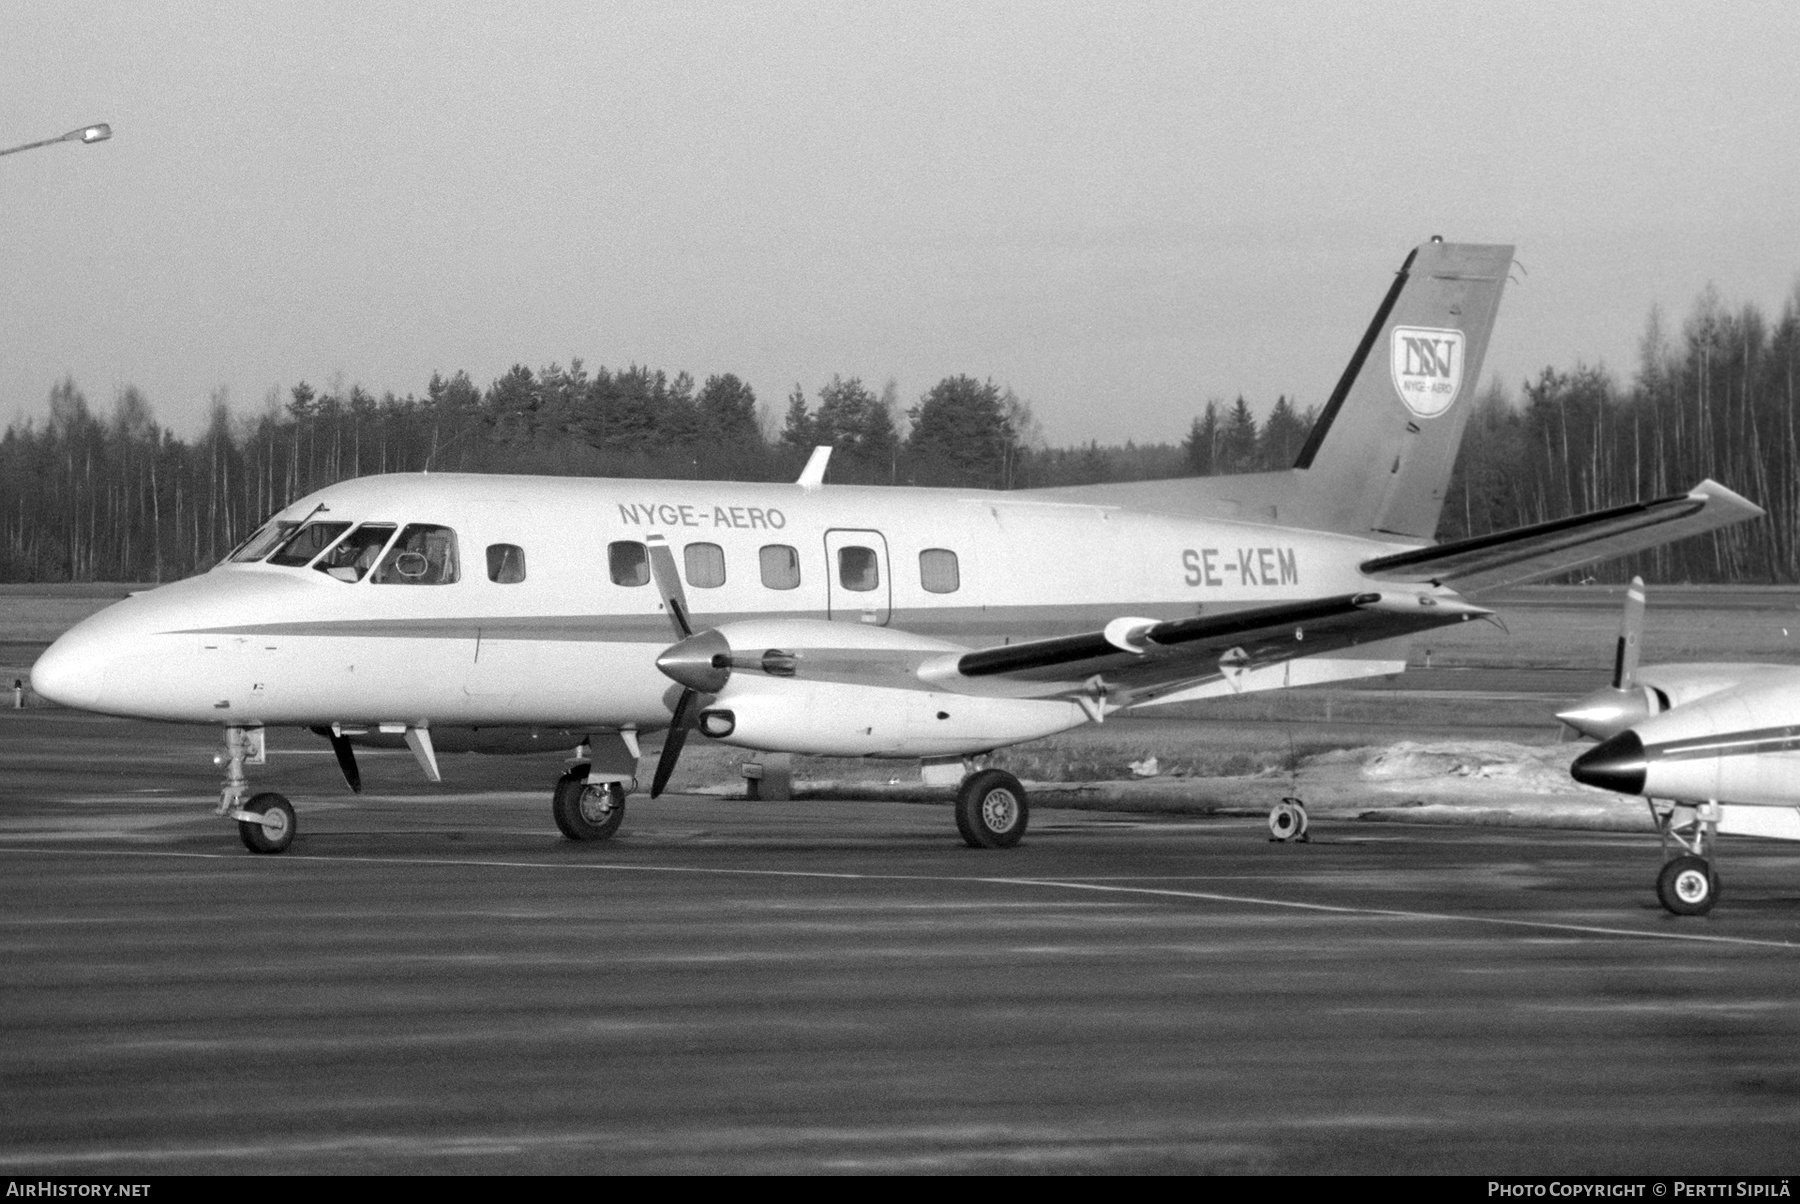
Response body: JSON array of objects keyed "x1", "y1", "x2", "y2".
[
  {"x1": 955, "y1": 769, "x2": 1028, "y2": 849},
  {"x1": 553, "y1": 767, "x2": 626, "y2": 841}
]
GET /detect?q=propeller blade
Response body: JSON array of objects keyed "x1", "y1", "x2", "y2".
[
  {"x1": 651, "y1": 688, "x2": 697, "y2": 798},
  {"x1": 1612, "y1": 576, "x2": 1646, "y2": 689},
  {"x1": 312, "y1": 725, "x2": 363, "y2": 793},
  {"x1": 645, "y1": 533, "x2": 693, "y2": 639}
]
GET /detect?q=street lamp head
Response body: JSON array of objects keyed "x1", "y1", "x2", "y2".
[{"x1": 0, "y1": 120, "x2": 114, "y2": 159}]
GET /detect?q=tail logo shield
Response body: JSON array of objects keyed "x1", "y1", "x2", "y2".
[{"x1": 1390, "y1": 326, "x2": 1465, "y2": 418}]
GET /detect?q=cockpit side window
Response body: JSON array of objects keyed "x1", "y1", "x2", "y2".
[
  {"x1": 314, "y1": 524, "x2": 398, "y2": 582},
  {"x1": 486, "y1": 543, "x2": 526, "y2": 584},
  {"x1": 372, "y1": 524, "x2": 461, "y2": 585},
  {"x1": 267, "y1": 521, "x2": 352, "y2": 567},
  {"x1": 226, "y1": 519, "x2": 298, "y2": 564}
]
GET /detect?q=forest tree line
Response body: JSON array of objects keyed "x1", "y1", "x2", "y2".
[{"x1": 2, "y1": 276, "x2": 1798, "y2": 584}]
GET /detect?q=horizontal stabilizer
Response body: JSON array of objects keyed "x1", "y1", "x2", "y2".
[{"x1": 1359, "y1": 480, "x2": 1764, "y2": 592}]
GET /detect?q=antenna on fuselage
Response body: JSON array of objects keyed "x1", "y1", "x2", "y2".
[{"x1": 796, "y1": 445, "x2": 832, "y2": 490}]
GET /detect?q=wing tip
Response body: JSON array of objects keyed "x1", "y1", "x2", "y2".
[{"x1": 1688, "y1": 478, "x2": 1767, "y2": 519}]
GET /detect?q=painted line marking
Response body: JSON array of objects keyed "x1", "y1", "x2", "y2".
[{"x1": 1, "y1": 845, "x2": 1795, "y2": 949}]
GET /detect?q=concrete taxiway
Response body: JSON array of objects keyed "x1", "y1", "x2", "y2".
[{"x1": 3, "y1": 712, "x2": 1800, "y2": 1174}]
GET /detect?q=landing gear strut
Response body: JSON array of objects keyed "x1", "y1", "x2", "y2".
[
  {"x1": 1649, "y1": 799, "x2": 1721, "y2": 915},
  {"x1": 215, "y1": 726, "x2": 295, "y2": 854},
  {"x1": 955, "y1": 768, "x2": 1029, "y2": 848}
]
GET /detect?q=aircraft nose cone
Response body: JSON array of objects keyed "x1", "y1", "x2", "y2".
[
  {"x1": 31, "y1": 632, "x2": 109, "y2": 711},
  {"x1": 656, "y1": 629, "x2": 732, "y2": 694},
  {"x1": 1570, "y1": 730, "x2": 1648, "y2": 796}
]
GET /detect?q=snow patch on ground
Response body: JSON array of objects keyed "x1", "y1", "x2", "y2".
[
  {"x1": 723, "y1": 739, "x2": 1650, "y2": 831},
  {"x1": 1352, "y1": 740, "x2": 1595, "y2": 795}
]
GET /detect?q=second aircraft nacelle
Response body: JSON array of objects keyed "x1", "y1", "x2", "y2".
[
  {"x1": 1571, "y1": 674, "x2": 1800, "y2": 806},
  {"x1": 696, "y1": 680, "x2": 1090, "y2": 758}
]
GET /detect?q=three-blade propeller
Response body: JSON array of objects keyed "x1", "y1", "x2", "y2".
[{"x1": 646, "y1": 534, "x2": 708, "y2": 797}]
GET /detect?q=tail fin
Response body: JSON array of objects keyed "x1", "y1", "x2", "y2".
[{"x1": 1293, "y1": 238, "x2": 1513, "y2": 540}]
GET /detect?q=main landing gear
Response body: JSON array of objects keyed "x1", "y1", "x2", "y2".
[
  {"x1": 955, "y1": 768, "x2": 1029, "y2": 848},
  {"x1": 553, "y1": 764, "x2": 627, "y2": 841},
  {"x1": 551, "y1": 734, "x2": 640, "y2": 842},
  {"x1": 216, "y1": 726, "x2": 296, "y2": 855},
  {"x1": 1650, "y1": 799, "x2": 1721, "y2": 915}
]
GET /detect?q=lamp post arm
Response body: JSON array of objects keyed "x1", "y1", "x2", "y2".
[{"x1": 0, "y1": 136, "x2": 67, "y2": 158}]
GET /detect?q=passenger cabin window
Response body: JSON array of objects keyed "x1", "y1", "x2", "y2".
[
  {"x1": 372, "y1": 524, "x2": 460, "y2": 585},
  {"x1": 315, "y1": 524, "x2": 397, "y2": 582},
  {"x1": 838, "y1": 545, "x2": 880, "y2": 592},
  {"x1": 919, "y1": 548, "x2": 960, "y2": 594},
  {"x1": 487, "y1": 543, "x2": 526, "y2": 584},
  {"x1": 684, "y1": 542, "x2": 726, "y2": 588},
  {"x1": 760, "y1": 544, "x2": 800, "y2": 590},
  {"x1": 609, "y1": 541, "x2": 650, "y2": 587},
  {"x1": 267, "y1": 521, "x2": 351, "y2": 567},
  {"x1": 228, "y1": 519, "x2": 298, "y2": 563}
]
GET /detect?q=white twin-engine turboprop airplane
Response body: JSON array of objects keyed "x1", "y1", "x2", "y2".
[
  {"x1": 1561, "y1": 580, "x2": 1800, "y2": 916},
  {"x1": 32, "y1": 239, "x2": 1763, "y2": 855}
]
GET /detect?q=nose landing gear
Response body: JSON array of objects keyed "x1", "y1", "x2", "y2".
[
  {"x1": 1650, "y1": 799, "x2": 1721, "y2": 916},
  {"x1": 215, "y1": 726, "x2": 296, "y2": 854}
]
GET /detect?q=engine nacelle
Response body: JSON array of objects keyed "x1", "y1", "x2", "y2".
[{"x1": 698, "y1": 679, "x2": 1089, "y2": 758}]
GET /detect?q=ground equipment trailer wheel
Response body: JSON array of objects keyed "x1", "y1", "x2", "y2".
[
  {"x1": 553, "y1": 765, "x2": 626, "y2": 841},
  {"x1": 1656, "y1": 854, "x2": 1719, "y2": 916},
  {"x1": 238, "y1": 792, "x2": 296, "y2": 855},
  {"x1": 1268, "y1": 797, "x2": 1309, "y2": 842},
  {"x1": 955, "y1": 769, "x2": 1029, "y2": 849}
]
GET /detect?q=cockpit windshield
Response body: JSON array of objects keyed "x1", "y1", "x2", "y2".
[
  {"x1": 372, "y1": 524, "x2": 460, "y2": 585},
  {"x1": 225, "y1": 519, "x2": 299, "y2": 564},
  {"x1": 369, "y1": 521, "x2": 457, "y2": 583},
  {"x1": 313, "y1": 524, "x2": 398, "y2": 582},
  {"x1": 267, "y1": 521, "x2": 352, "y2": 567}
]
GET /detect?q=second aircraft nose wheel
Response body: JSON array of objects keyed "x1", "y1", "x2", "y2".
[
  {"x1": 1656, "y1": 854, "x2": 1719, "y2": 916},
  {"x1": 1268, "y1": 797, "x2": 1309, "y2": 842}
]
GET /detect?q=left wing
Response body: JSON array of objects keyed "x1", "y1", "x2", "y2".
[{"x1": 920, "y1": 589, "x2": 1490, "y2": 704}]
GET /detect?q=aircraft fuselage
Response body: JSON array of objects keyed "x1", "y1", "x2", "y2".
[{"x1": 33, "y1": 471, "x2": 1410, "y2": 738}]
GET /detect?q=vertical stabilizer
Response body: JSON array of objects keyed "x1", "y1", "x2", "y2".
[{"x1": 1293, "y1": 239, "x2": 1513, "y2": 540}]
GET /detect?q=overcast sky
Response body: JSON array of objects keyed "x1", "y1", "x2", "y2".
[{"x1": 3, "y1": 1, "x2": 1797, "y2": 447}]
